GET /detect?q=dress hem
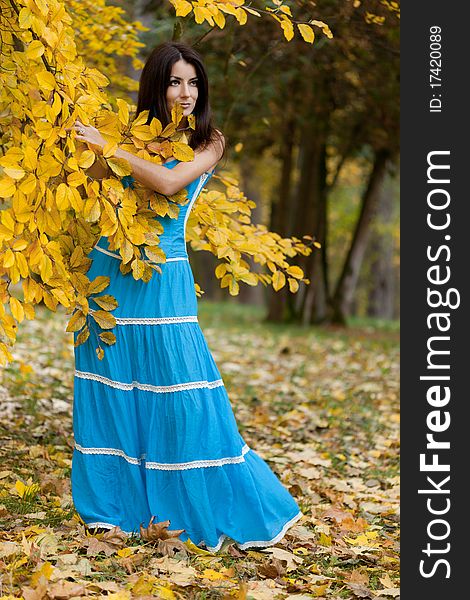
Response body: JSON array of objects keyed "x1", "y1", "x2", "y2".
[{"x1": 84, "y1": 510, "x2": 303, "y2": 552}]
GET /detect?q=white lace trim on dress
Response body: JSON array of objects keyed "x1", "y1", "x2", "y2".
[
  {"x1": 114, "y1": 316, "x2": 198, "y2": 325},
  {"x1": 74, "y1": 370, "x2": 224, "y2": 394},
  {"x1": 93, "y1": 245, "x2": 188, "y2": 262},
  {"x1": 74, "y1": 442, "x2": 250, "y2": 470},
  {"x1": 86, "y1": 521, "x2": 135, "y2": 535},
  {"x1": 84, "y1": 510, "x2": 303, "y2": 549},
  {"x1": 146, "y1": 444, "x2": 250, "y2": 471},
  {"x1": 183, "y1": 171, "x2": 212, "y2": 243},
  {"x1": 75, "y1": 443, "x2": 146, "y2": 465},
  {"x1": 203, "y1": 511, "x2": 304, "y2": 552}
]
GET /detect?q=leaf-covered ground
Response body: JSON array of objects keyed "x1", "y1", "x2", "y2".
[{"x1": 0, "y1": 301, "x2": 399, "y2": 599}]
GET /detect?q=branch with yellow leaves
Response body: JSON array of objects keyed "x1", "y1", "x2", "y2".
[
  {"x1": 188, "y1": 174, "x2": 320, "y2": 296},
  {"x1": 169, "y1": 0, "x2": 333, "y2": 44}
]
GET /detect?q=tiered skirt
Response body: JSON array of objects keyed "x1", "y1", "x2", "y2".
[{"x1": 72, "y1": 247, "x2": 302, "y2": 551}]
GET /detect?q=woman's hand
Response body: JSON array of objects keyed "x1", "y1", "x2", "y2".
[{"x1": 71, "y1": 119, "x2": 107, "y2": 152}]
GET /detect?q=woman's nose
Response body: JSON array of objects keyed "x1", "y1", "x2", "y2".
[{"x1": 180, "y1": 82, "x2": 190, "y2": 97}]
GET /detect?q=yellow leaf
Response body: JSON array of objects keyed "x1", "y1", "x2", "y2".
[
  {"x1": 272, "y1": 270, "x2": 286, "y2": 291},
  {"x1": 3, "y1": 165, "x2": 25, "y2": 180},
  {"x1": 31, "y1": 561, "x2": 54, "y2": 587},
  {"x1": 35, "y1": 120, "x2": 54, "y2": 141},
  {"x1": 67, "y1": 171, "x2": 87, "y2": 187},
  {"x1": 131, "y1": 110, "x2": 150, "y2": 128},
  {"x1": 3, "y1": 249, "x2": 15, "y2": 268},
  {"x1": 297, "y1": 23, "x2": 315, "y2": 44},
  {"x1": 92, "y1": 294, "x2": 118, "y2": 311},
  {"x1": 215, "y1": 263, "x2": 227, "y2": 278},
  {"x1": 96, "y1": 346, "x2": 105, "y2": 360},
  {"x1": 281, "y1": 19, "x2": 294, "y2": 41},
  {"x1": 55, "y1": 184, "x2": 71, "y2": 210},
  {"x1": 213, "y1": 9, "x2": 226, "y2": 29},
  {"x1": 244, "y1": 7, "x2": 261, "y2": 17},
  {"x1": 12, "y1": 239, "x2": 27, "y2": 251},
  {"x1": 235, "y1": 7, "x2": 248, "y2": 25},
  {"x1": 35, "y1": 71, "x2": 56, "y2": 92},
  {"x1": 173, "y1": 0, "x2": 192, "y2": 17},
  {"x1": 39, "y1": 254, "x2": 53, "y2": 283},
  {"x1": 78, "y1": 150, "x2": 96, "y2": 169},
  {"x1": 130, "y1": 124, "x2": 154, "y2": 142},
  {"x1": 18, "y1": 7, "x2": 33, "y2": 29},
  {"x1": 310, "y1": 19, "x2": 333, "y2": 39},
  {"x1": 23, "y1": 146, "x2": 38, "y2": 170},
  {"x1": 131, "y1": 258, "x2": 145, "y2": 280},
  {"x1": 288, "y1": 277, "x2": 299, "y2": 293},
  {"x1": 0, "y1": 177, "x2": 16, "y2": 198},
  {"x1": 171, "y1": 142, "x2": 194, "y2": 162},
  {"x1": 239, "y1": 272, "x2": 257, "y2": 286},
  {"x1": 84, "y1": 198, "x2": 101, "y2": 222},
  {"x1": 107, "y1": 157, "x2": 132, "y2": 177},
  {"x1": 15, "y1": 480, "x2": 26, "y2": 498},
  {"x1": 144, "y1": 246, "x2": 166, "y2": 263},
  {"x1": 66, "y1": 310, "x2": 86, "y2": 332},
  {"x1": 194, "y1": 6, "x2": 214, "y2": 25},
  {"x1": 74, "y1": 327, "x2": 90, "y2": 347},
  {"x1": 91, "y1": 310, "x2": 116, "y2": 329},
  {"x1": 150, "y1": 118, "x2": 163, "y2": 137},
  {"x1": 99, "y1": 331, "x2": 116, "y2": 345},
  {"x1": 161, "y1": 122, "x2": 177, "y2": 137},
  {"x1": 33, "y1": 0, "x2": 49, "y2": 17},
  {"x1": 88, "y1": 275, "x2": 110, "y2": 295},
  {"x1": 286, "y1": 265, "x2": 304, "y2": 279},
  {"x1": 200, "y1": 569, "x2": 229, "y2": 581},
  {"x1": 19, "y1": 174, "x2": 37, "y2": 194},
  {"x1": 10, "y1": 297, "x2": 25, "y2": 322},
  {"x1": 117, "y1": 99, "x2": 130, "y2": 126},
  {"x1": 184, "y1": 537, "x2": 213, "y2": 555},
  {"x1": 103, "y1": 142, "x2": 118, "y2": 158},
  {"x1": 26, "y1": 40, "x2": 45, "y2": 59},
  {"x1": 117, "y1": 547, "x2": 134, "y2": 558},
  {"x1": 228, "y1": 278, "x2": 239, "y2": 296},
  {"x1": 14, "y1": 480, "x2": 40, "y2": 498},
  {"x1": 154, "y1": 587, "x2": 176, "y2": 600},
  {"x1": 171, "y1": 102, "x2": 184, "y2": 126},
  {"x1": 317, "y1": 532, "x2": 332, "y2": 546}
]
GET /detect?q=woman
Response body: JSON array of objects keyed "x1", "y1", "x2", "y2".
[{"x1": 71, "y1": 41, "x2": 302, "y2": 552}]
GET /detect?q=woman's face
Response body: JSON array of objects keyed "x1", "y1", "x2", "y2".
[{"x1": 166, "y1": 59, "x2": 199, "y2": 117}]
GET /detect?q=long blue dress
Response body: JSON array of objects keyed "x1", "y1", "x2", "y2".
[{"x1": 72, "y1": 159, "x2": 302, "y2": 551}]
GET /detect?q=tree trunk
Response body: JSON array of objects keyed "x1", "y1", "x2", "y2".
[
  {"x1": 266, "y1": 119, "x2": 296, "y2": 322},
  {"x1": 366, "y1": 167, "x2": 397, "y2": 319},
  {"x1": 289, "y1": 116, "x2": 329, "y2": 324},
  {"x1": 329, "y1": 148, "x2": 392, "y2": 324}
]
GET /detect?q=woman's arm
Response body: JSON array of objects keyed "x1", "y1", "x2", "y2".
[{"x1": 73, "y1": 120, "x2": 224, "y2": 195}]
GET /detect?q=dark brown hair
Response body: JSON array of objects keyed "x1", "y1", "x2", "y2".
[{"x1": 136, "y1": 41, "x2": 225, "y2": 160}]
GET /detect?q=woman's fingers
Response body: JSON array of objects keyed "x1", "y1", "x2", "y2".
[{"x1": 65, "y1": 119, "x2": 86, "y2": 135}]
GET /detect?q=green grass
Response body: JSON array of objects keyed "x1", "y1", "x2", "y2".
[{"x1": 198, "y1": 299, "x2": 399, "y2": 339}]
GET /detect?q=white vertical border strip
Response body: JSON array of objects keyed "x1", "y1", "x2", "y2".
[{"x1": 183, "y1": 170, "x2": 214, "y2": 243}]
